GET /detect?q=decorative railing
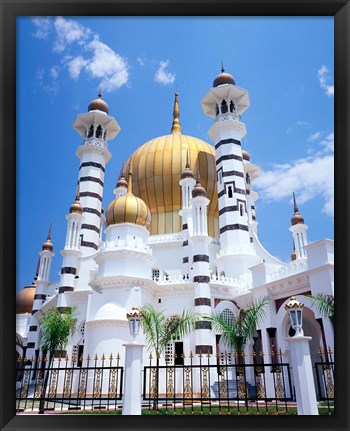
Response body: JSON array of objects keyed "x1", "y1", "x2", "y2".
[
  {"x1": 210, "y1": 274, "x2": 252, "y2": 289},
  {"x1": 152, "y1": 273, "x2": 190, "y2": 284},
  {"x1": 270, "y1": 259, "x2": 308, "y2": 281},
  {"x1": 148, "y1": 233, "x2": 183, "y2": 244}
]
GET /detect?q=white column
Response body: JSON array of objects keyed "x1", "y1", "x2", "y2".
[
  {"x1": 122, "y1": 342, "x2": 144, "y2": 415},
  {"x1": 287, "y1": 336, "x2": 319, "y2": 415}
]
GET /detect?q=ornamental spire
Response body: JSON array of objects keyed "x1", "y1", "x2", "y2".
[
  {"x1": 171, "y1": 92, "x2": 182, "y2": 134},
  {"x1": 127, "y1": 162, "x2": 133, "y2": 194},
  {"x1": 291, "y1": 192, "x2": 304, "y2": 225}
]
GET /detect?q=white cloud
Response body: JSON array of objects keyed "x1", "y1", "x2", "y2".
[
  {"x1": 308, "y1": 131, "x2": 322, "y2": 142},
  {"x1": 296, "y1": 120, "x2": 309, "y2": 127},
  {"x1": 67, "y1": 56, "x2": 89, "y2": 80},
  {"x1": 254, "y1": 133, "x2": 334, "y2": 218},
  {"x1": 53, "y1": 16, "x2": 89, "y2": 52},
  {"x1": 137, "y1": 57, "x2": 145, "y2": 66},
  {"x1": 317, "y1": 65, "x2": 334, "y2": 97},
  {"x1": 154, "y1": 60, "x2": 175, "y2": 85},
  {"x1": 32, "y1": 17, "x2": 52, "y2": 39},
  {"x1": 50, "y1": 67, "x2": 59, "y2": 79}
]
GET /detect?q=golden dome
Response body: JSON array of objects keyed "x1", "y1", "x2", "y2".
[
  {"x1": 242, "y1": 149, "x2": 250, "y2": 161},
  {"x1": 16, "y1": 284, "x2": 36, "y2": 314},
  {"x1": 213, "y1": 65, "x2": 236, "y2": 87},
  {"x1": 88, "y1": 89, "x2": 109, "y2": 114},
  {"x1": 42, "y1": 224, "x2": 54, "y2": 251},
  {"x1": 291, "y1": 192, "x2": 304, "y2": 226},
  {"x1": 106, "y1": 174, "x2": 151, "y2": 228},
  {"x1": 125, "y1": 130, "x2": 219, "y2": 236},
  {"x1": 70, "y1": 187, "x2": 83, "y2": 214}
]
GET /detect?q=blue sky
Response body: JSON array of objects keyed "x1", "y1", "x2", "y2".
[{"x1": 17, "y1": 16, "x2": 334, "y2": 291}]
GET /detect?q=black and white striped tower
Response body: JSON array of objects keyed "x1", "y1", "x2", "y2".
[
  {"x1": 201, "y1": 67, "x2": 260, "y2": 278},
  {"x1": 73, "y1": 91, "x2": 120, "y2": 257},
  {"x1": 26, "y1": 227, "x2": 55, "y2": 359},
  {"x1": 56, "y1": 189, "x2": 83, "y2": 312},
  {"x1": 190, "y1": 173, "x2": 213, "y2": 355},
  {"x1": 179, "y1": 151, "x2": 196, "y2": 277},
  {"x1": 289, "y1": 192, "x2": 308, "y2": 259}
]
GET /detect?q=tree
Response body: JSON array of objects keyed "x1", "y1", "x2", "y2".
[
  {"x1": 305, "y1": 293, "x2": 334, "y2": 326},
  {"x1": 140, "y1": 304, "x2": 200, "y2": 409},
  {"x1": 205, "y1": 296, "x2": 270, "y2": 356},
  {"x1": 140, "y1": 304, "x2": 201, "y2": 357},
  {"x1": 37, "y1": 307, "x2": 78, "y2": 413}
]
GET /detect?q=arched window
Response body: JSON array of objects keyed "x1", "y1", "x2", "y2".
[
  {"x1": 239, "y1": 204, "x2": 244, "y2": 216},
  {"x1": 87, "y1": 125, "x2": 94, "y2": 138},
  {"x1": 96, "y1": 125, "x2": 103, "y2": 139},
  {"x1": 221, "y1": 100, "x2": 228, "y2": 114},
  {"x1": 229, "y1": 101, "x2": 235, "y2": 113},
  {"x1": 227, "y1": 186, "x2": 233, "y2": 198},
  {"x1": 220, "y1": 271, "x2": 225, "y2": 278},
  {"x1": 221, "y1": 308, "x2": 234, "y2": 325}
]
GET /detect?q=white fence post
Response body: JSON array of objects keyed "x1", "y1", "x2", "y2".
[
  {"x1": 122, "y1": 342, "x2": 144, "y2": 415},
  {"x1": 287, "y1": 336, "x2": 319, "y2": 415}
]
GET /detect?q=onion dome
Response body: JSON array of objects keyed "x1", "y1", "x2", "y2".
[
  {"x1": 291, "y1": 192, "x2": 305, "y2": 226},
  {"x1": 192, "y1": 167, "x2": 206, "y2": 198},
  {"x1": 42, "y1": 224, "x2": 54, "y2": 251},
  {"x1": 16, "y1": 283, "x2": 36, "y2": 314},
  {"x1": 213, "y1": 64, "x2": 236, "y2": 87},
  {"x1": 88, "y1": 89, "x2": 109, "y2": 114},
  {"x1": 242, "y1": 149, "x2": 250, "y2": 161},
  {"x1": 181, "y1": 150, "x2": 194, "y2": 179},
  {"x1": 106, "y1": 172, "x2": 151, "y2": 228},
  {"x1": 70, "y1": 185, "x2": 83, "y2": 214},
  {"x1": 124, "y1": 94, "x2": 218, "y2": 237},
  {"x1": 116, "y1": 169, "x2": 128, "y2": 189}
]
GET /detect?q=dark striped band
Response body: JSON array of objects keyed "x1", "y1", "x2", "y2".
[
  {"x1": 220, "y1": 224, "x2": 249, "y2": 234},
  {"x1": 182, "y1": 223, "x2": 188, "y2": 230},
  {"x1": 29, "y1": 326, "x2": 38, "y2": 332},
  {"x1": 193, "y1": 275, "x2": 210, "y2": 283},
  {"x1": 81, "y1": 240, "x2": 99, "y2": 250},
  {"x1": 79, "y1": 161, "x2": 105, "y2": 173},
  {"x1": 195, "y1": 297, "x2": 211, "y2": 306},
  {"x1": 81, "y1": 223, "x2": 100, "y2": 233},
  {"x1": 219, "y1": 205, "x2": 238, "y2": 215},
  {"x1": 216, "y1": 154, "x2": 242, "y2": 165},
  {"x1": 83, "y1": 207, "x2": 101, "y2": 217},
  {"x1": 215, "y1": 138, "x2": 241, "y2": 150},
  {"x1": 27, "y1": 342, "x2": 35, "y2": 348},
  {"x1": 195, "y1": 321, "x2": 212, "y2": 330},
  {"x1": 61, "y1": 267, "x2": 77, "y2": 275},
  {"x1": 59, "y1": 286, "x2": 74, "y2": 294},
  {"x1": 222, "y1": 170, "x2": 244, "y2": 178},
  {"x1": 31, "y1": 309, "x2": 38, "y2": 315},
  {"x1": 183, "y1": 240, "x2": 188, "y2": 247},
  {"x1": 80, "y1": 176, "x2": 104, "y2": 187},
  {"x1": 34, "y1": 294, "x2": 46, "y2": 300},
  {"x1": 79, "y1": 191, "x2": 103, "y2": 202},
  {"x1": 183, "y1": 257, "x2": 189, "y2": 263},
  {"x1": 195, "y1": 345, "x2": 213, "y2": 354},
  {"x1": 193, "y1": 254, "x2": 209, "y2": 263}
]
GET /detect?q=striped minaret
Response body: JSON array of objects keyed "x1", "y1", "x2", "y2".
[
  {"x1": 201, "y1": 67, "x2": 260, "y2": 278},
  {"x1": 190, "y1": 172, "x2": 213, "y2": 355},
  {"x1": 289, "y1": 192, "x2": 308, "y2": 259},
  {"x1": 179, "y1": 151, "x2": 196, "y2": 277},
  {"x1": 73, "y1": 90, "x2": 120, "y2": 257},
  {"x1": 56, "y1": 188, "x2": 83, "y2": 312},
  {"x1": 26, "y1": 226, "x2": 54, "y2": 360}
]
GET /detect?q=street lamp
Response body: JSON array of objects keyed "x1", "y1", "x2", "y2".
[
  {"x1": 126, "y1": 307, "x2": 142, "y2": 342},
  {"x1": 285, "y1": 296, "x2": 304, "y2": 337}
]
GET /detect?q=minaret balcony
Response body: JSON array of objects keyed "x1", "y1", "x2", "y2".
[{"x1": 209, "y1": 118, "x2": 247, "y2": 141}]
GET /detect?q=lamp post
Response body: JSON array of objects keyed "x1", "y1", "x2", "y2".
[
  {"x1": 122, "y1": 307, "x2": 144, "y2": 415},
  {"x1": 285, "y1": 296, "x2": 318, "y2": 415},
  {"x1": 284, "y1": 296, "x2": 304, "y2": 337}
]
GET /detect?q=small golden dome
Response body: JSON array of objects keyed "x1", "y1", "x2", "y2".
[
  {"x1": 16, "y1": 284, "x2": 36, "y2": 314},
  {"x1": 192, "y1": 180, "x2": 206, "y2": 198},
  {"x1": 291, "y1": 249, "x2": 297, "y2": 261},
  {"x1": 116, "y1": 173, "x2": 128, "y2": 189},
  {"x1": 291, "y1": 192, "x2": 304, "y2": 225},
  {"x1": 88, "y1": 89, "x2": 109, "y2": 114},
  {"x1": 242, "y1": 149, "x2": 250, "y2": 161},
  {"x1": 42, "y1": 224, "x2": 54, "y2": 251},
  {"x1": 70, "y1": 188, "x2": 82, "y2": 214},
  {"x1": 181, "y1": 150, "x2": 194, "y2": 179},
  {"x1": 106, "y1": 174, "x2": 151, "y2": 228},
  {"x1": 213, "y1": 65, "x2": 235, "y2": 87}
]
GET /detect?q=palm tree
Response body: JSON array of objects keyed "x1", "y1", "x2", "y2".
[
  {"x1": 205, "y1": 296, "x2": 270, "y2": 357},
  {"x1": 37, "y1": 307, "x2": 78, "y2": 413},
  {"x1": 305, "y1": 293, "x2": 334, "y2": 326},
  {"x1": 140, "y1": 304, "x2": 200, "y2": 408}
]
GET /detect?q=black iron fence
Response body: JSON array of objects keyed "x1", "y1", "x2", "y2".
[
  {"x1": 314, "y1": 347, "x2": 334, "y2": 414},
  {"x1": 143, "y1": 350, "x2": 294, "y2": 414},
  {"x1": 16, "y1": 353, "x2": 123, "y2": 413}
]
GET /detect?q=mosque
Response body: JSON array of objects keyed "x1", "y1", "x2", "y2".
[{"x1": 16, "y1": 68, "x2": 334, "y2": 369}]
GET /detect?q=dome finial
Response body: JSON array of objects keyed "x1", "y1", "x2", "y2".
[
  {"x1": 127, "y1": 162, "x2": 133, "y2": 194},
  {"x1": 192, "y1": 163, "x2": 206, "y2": 198},
  {"x1": 221, "y1": 61, "x2": 225, "y2": 73},
  {"x1": 98, "y1": 87, "x2": 102, "y2": 98},
  {"x1": 293, "y1": 191, "x2": 298, "y2": 213},
  {"x1": 171, "y1": 92, "x2": 182, "y2": 134},
  {"x1": 186, "y1": 149, "x2": 190, "y2": 168},
  {"x1": 70, "y1": 182, "x2": 83, "y2": 214},
  {"x1": 42, "y1": 223, "x2": 54, "y2": 251},
  {"x1": 291, "y1": 192, "x2": 305, "y2": 225},
  {"x1": 47, "y1": 223, "x2": 52, "y2": 241}
]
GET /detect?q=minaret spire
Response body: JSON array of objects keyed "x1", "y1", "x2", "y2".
[
  {"x1": 221, "y1": 61, "x2": 225, "y2": 73},
  {"x1": 98, "y1": 87, "x2": 102, "y2": 98},
  {"x1": 127, "y1": 162, "x2": 133, "y2": 194},
  {"x1": 171, "y1": 92, "x2": 182, "y2": 134},
  {"x1": 293, "y1": 191, "x2": 298, "y2": 213},
  {"x1": 47, "y1": 223, "x2": 52, "y2": 241}
]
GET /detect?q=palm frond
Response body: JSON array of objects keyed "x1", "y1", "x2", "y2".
[{"x1": 305, "y1": 293, "x2": 334, "y2": 323}]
